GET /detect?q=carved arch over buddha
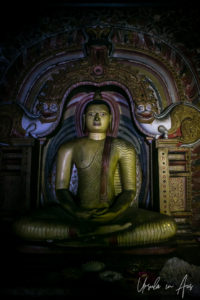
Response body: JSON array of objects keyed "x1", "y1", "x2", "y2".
[{"x1": 2, "y1": 26, "x2": 200, "y2": 108}]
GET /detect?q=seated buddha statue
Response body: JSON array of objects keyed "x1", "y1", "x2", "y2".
[{"x1": 13, "y1": 94, "x2": 177, "y2": 247}]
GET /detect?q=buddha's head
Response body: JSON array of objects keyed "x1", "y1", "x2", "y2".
[{"x1": 84, "y1": 100, "x2": 111, "y2": 134}]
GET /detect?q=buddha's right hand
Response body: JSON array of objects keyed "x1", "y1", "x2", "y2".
[
  {"x1": 75, "y1": 209, "x2": 94, "y2": 219},
  {"x1": 75, "y1": 205, "x2": 109, "y2": 220},
  {"x1": 89, "y1": 206, "x2": 109, "y2": 216}
]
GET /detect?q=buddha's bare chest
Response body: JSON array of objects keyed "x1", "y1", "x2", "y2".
[
  {"x1": 73, "y1": 141, "x2": 104, "y2": 169},
  {"x1": 73, "y1": 141, "x2": 118, "y2": 170}
]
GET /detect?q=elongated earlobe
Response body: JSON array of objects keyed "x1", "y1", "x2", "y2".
[{"x1": 110, "y1": 115, "x2": 112, "y2": 131}]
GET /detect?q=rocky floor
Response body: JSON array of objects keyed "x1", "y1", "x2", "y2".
[{"x1": 0, "y1": 237, "x2": 200, "y2": 299}]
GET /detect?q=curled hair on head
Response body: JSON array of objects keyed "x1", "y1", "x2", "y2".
[
  {"x1": 84, "y1": 99, "x2": 111, "y2": 114},
  {"x1": 84, "y1": 90, "x2": 111, "y2": 114}
]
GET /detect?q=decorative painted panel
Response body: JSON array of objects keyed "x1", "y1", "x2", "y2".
[
  {"x1": 156, "y1": 139, "x2": 192, "y2": 224},
  {"x1": 169, "y1": 177, "x2": 186, "y2": 212}
]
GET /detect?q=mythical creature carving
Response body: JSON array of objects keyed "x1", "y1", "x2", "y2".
[{"x1": 135, "y1": 102, "x2": 200, "y2": 145}]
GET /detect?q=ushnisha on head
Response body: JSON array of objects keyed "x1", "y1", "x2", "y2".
[{"x1": 83, "y1": 92, "x2": 112, "y2": 140}]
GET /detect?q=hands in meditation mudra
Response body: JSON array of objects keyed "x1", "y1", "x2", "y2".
[{"x1": 13, "y1": 95, "x2": 177, "y2": 247}]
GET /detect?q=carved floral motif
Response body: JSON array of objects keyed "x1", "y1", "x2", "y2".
[{"x1": 169, "y1": 177, "x2": 186, "y2": 212}]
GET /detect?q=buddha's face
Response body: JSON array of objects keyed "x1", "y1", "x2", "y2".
[{"x1": 85, "y1": 104, "x2": 111, "y2": 133}]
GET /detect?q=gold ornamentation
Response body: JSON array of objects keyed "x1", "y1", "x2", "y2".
[
  {"x1": 169, "y1": 177, "x2": 186, "y2": 212},
  {"x1": 110, "y1": 28, "x2": 195, "y2": 102},
  {"x1": 168, "y1": 104, "x2": 200, "y2": 144},
  {"x1": 9, "y1": 26, "x2": 198, "y2": 110},
  {"x1": 158, "y1": 148, "x2": 170, "y2": 215},
  {"x1": 30, "y1": 58, "x2": 159, "y2": 112},
  {"x1": 156, "y1": 139, "x2": 192, "y2": 217}
]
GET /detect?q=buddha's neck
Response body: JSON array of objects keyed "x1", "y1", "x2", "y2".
[{"x1": 88, "y1": 132, "x2": 106, "y2": 140}]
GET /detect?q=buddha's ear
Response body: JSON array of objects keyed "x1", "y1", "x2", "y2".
[
  {"x1": 82, "y1": 114, "x2": 86, "y2": 132},
  {"x1": 109, "y1": 114, "x2": 113, "y2": 131}
]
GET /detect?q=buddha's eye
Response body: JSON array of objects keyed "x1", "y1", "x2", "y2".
[
  {"x1": 87, "y1": 112, "x2": 95, "y2": 117},
  {"x1": 100, "y1": 112, "x2": 107, "y2": 116}
]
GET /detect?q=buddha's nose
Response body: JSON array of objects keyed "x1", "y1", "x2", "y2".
[{"x1": 94, "y1": 113, "x2": 100, "y2": 121}]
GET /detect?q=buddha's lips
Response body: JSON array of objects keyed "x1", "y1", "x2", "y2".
[{"x1": 93, "y1": 122, "x2": 101, "y2": 126}]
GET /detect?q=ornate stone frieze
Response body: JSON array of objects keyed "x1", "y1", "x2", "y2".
[{"x1": 137, "y1": 102, "x2": 200, "y2": 145}]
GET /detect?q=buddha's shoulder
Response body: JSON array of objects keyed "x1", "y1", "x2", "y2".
[
  {"x1": 111, "y1": 137, "x2": 136, "y2": 152},
  {"x1": 58, "y1": 137, "x2": 88, "y2": 151}
]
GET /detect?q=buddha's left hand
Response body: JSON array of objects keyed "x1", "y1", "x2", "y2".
[
  {"x1": 91, "y1": 210, "x2": 117, "y2": 222},
  {"x1": 76, "y1": 206, "x2": 109, "y2": 220},
  {"x1": 91, "y1": 190, "x2": 136, "y2": 222},
  {"x1": 75, "y1": 207, "x2": 106, "y2": 219},
  {"x1": 75, "y1": 209, "x2": 95, "y2": 219}
]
